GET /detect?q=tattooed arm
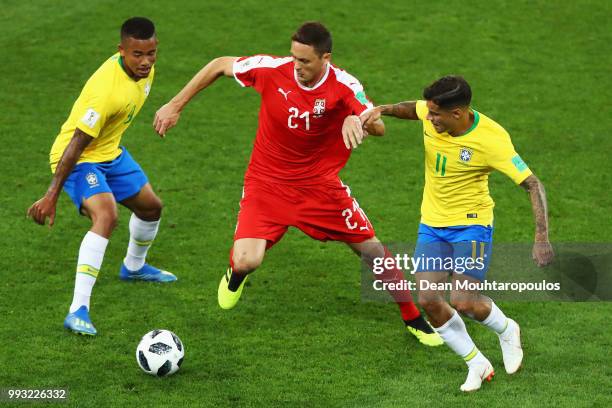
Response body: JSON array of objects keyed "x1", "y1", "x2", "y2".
[
  {"x1": 361, "y1": 101, "x2": 419, "y2": 127},
  {"x1": 379, "y1": 101, "x2": 419, "y2": 120},
  {"x1": 520, "y1": 174, "x2": 554, "y2": 266},
  {"x1": 27, "y1": 128, "x2": 93, "y2": 226}
]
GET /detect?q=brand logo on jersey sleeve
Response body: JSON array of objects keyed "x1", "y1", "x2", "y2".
[
  {"x1": 355, "y1": 91, "x2": 368, "y2": 105},
  {"x1": 144, "y1": 81, "x2": 151, "y2": 96},
  {"x1": 81, "y1": 108, "x2": 101, "y2": 129},
  {"x1": 460, "y1": 147, "x2": 473, "y2": 162},
  {"x1": 237, "y1": 56, "x2": 263, "y2": 71},
  {"x1": 511, "y1": 155, "x2": 528, "y2": 171},
  {"x1": 313, "y1": 99, "x2": 326, "y2": 116}
]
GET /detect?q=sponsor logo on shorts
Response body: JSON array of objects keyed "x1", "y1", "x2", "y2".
[{"x1": 86, "y1": 172, "x2": 99, "y2": 188}]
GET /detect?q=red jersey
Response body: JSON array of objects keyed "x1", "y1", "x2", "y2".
[{"x1": 233, "y1": 55, "x2": 374, "y2": 184}]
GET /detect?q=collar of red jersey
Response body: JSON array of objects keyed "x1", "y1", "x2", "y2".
[{"x1": 293, "y1": 63, "x2": 330, "y2": 91}]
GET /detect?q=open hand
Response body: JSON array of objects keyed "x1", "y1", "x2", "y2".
[{"x1": 342, "y1": 115, "x2": 365, "y2": 149}]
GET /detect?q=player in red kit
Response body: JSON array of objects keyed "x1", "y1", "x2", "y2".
[{"x1": 154, "y1": 22, "x2": 442, "y2": 346}]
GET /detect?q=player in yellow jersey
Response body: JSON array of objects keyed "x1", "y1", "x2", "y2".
[
  {"x1": 360, "y1": 75, "x2": 554, "y2": 391},
  {"x1": 27, "y1": 17, "x2": 176, "y2": 336}
]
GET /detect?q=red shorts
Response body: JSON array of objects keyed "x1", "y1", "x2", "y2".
[{"x1": 234, "y1": 178, "x2": 375, "y2": 247}]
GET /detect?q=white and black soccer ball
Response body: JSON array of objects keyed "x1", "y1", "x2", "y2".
[{"x1": 136, "y1": 329, "x2": 184, "y2": 377}]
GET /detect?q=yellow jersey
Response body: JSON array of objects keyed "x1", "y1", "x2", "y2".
[
  {"x1": 49, "y1": 53, "x2": 154, "y2": 172},
  {"x1": 415, "y1": 100, "x2": 532, "y2": 227}
]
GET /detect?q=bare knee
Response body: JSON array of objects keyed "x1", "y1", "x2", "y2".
[
  {"x1": 135, "y1": 197, "x2": 163, "y2": 221},
  {"x1": 232, "y1": 250, "x2": 263, "y2": 274},
  {"x1": 417, "y1": 292, "x2": 442, "y2": 313},
  {"x1": 91, "y1": 208, "x2": 119, "y2": 236},
  {"x1": 451, "y1": 293, "x2": 492, "y2": 321},
  {"x1": 450, "y1": 297, "x2": 475, "y2": 317}
]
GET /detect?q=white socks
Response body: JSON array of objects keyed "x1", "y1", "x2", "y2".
[
  {"x1": 69, "y1": 231, "x2": 109, "y2": 313},
  {"x1": 68, "y1": 215, "x2": 160, "y2": 314},
  {"x1": 436, "y1": 310, "x2": 487, "y2": 367},
  {"x1": 123, "y1": 213, "x2": 160, "y2": 271},
  {"x1": 481, "y1": 301, "x2": 509, "y2": 335},
  {"x1": 435, "y1": 303, "x2": 511, "y2": 371}
]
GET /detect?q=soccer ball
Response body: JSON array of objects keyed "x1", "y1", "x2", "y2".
[{"x1": 136, "y1": 329, "x2": 184, "y2": 377}]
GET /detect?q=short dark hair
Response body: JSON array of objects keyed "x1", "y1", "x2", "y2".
[
  {"x1": 121, "y1": 17, "x2": 155, "y2": 40},
  {"x1": 423, "y1": 75, "x2": 472, "y2": 109},
  {"x1": 291, "y1": 22, "x2": 332, "y2": 56}
]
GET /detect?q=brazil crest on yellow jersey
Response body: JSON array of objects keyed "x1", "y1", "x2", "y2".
[
  {"x1": 415, "y1": 100, "x2": 532, "y2": 227},
  {"x1": 49, "y1": 53, "x2": 154, "y2": 172}
]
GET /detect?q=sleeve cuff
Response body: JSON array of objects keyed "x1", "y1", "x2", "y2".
[{"x1": 232, "y1": 59, "x2": 246, "y2": 87}]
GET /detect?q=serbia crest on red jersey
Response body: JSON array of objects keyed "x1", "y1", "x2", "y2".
[{"x1": 313, "y1": 98, "x2": 326, "y2": 116}]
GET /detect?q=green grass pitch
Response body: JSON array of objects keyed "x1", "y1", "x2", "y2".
[{"x1": 1, "y1": 0, "x2": 611, "y2": 406}]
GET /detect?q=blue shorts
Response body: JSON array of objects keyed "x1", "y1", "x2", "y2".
[
  {"x1": 413, "y1": 223, "x2": 493, "y2": 281},
  {"x1": 63, "y1": 147, "x2": 148, "y2": 213}
]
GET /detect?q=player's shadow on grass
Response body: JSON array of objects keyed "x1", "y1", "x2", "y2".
[{"x1": 546, "y1": 249, "x2": 612, "y2": 301}]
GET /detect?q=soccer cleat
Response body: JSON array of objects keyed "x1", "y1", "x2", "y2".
[
  {"x1": 64, "y1": 306, "x2": 97, "y2": 336},
  {"x1": 119, "y1": 263, "x2": 177, "y2": 282},
  {"x1": 499, "y1": 319, "x2": 523, "y2": 374},
  {"x1": 460, "y1": 360, "x2": 495, "y2": 392},
  {"x1": 218, "y1": 268, "x2": 248, "y2": 310},
  {"x1": 405, "y1": 315, "x2": 444, "y2": 346}
]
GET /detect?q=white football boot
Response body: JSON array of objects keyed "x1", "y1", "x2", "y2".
[
  {"x1": 499, "y1": 318, "x2": 523, "y2": 374},
  {"x1": 460, "y1": 357, "x2": 495, "y2": 392}
]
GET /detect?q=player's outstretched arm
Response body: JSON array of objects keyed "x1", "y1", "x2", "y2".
[
  {"x1": 27, "y1": 128, "x2": 93, "y2": 227},
  {"x1": 153, "y1": 56, "x2": 239, "y2": 136},
  {"x1": 361, "y1": 101, "x2": 419, "y2": 128},
  {"x1": 520, "y1": 174, "x2": 554, "y2": 267}
]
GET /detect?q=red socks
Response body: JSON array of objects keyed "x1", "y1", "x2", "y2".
[{"x1": 372, "y1": 248, "x2": 420, "y2": 321}]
